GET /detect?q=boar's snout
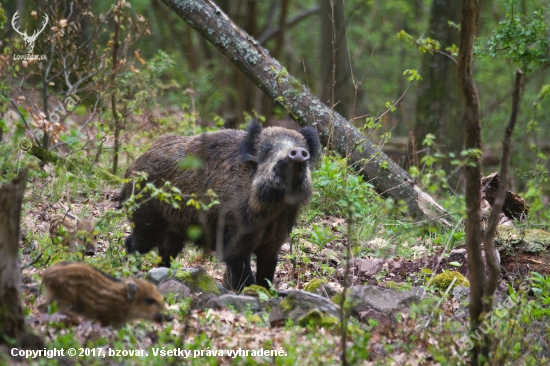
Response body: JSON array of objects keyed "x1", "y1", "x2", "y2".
[
  {"x1": 288, "y1": 147, "x2": 310, "y2": 163},
  {"x1": 85, "y1": 247, "x2": 95, "y2": 256},
  {"x1": 155, "y1": 313, "x2": 173, "y2": 323}
]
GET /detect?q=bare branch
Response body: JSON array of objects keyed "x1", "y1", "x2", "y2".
[
  {"x1": 257, "y1": 6, "x2": 320, "y2": 45},
  {"x1": 482, "y1": 69, "x2": 523, "y2": 307}
]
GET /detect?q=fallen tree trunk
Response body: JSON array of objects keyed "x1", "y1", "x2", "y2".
[{"x1": 159, "y1": 0, "x2": 452, "y2": 226}]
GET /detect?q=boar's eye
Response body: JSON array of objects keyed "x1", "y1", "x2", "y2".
[
  {"x1": 143, "y1": 297, "x2": 158, "y2": 306},
  {"x1": 258, "y1": 146, "x2": 272, "y2": 162}
]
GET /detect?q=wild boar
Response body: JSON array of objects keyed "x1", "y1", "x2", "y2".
[
  {"x1": 39, "y1": 262, "x2": 167, "y2": 328},
  {"x1": 120, "y1": 120, "x2": 320, "y2": 291},
  {"x1": 49, "y1": 213, "x2": 97, "y2": 256}
]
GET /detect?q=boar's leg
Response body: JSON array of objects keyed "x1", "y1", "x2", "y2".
[
  {"x1": 254, "y1": 249, "x2": 279, "y2": 290},
  {"x1": 223, "y1": 254, "x2": 255, "y2": 292},
  {"x1": 125, "y1": 206, "x2": 168, "y2": 255},
  {"x1": 124, "y1": 234, "x2": 137, "y2": 254},
  {"x1": 157, "y1": 231, "x2": 185, "y2": 267}
]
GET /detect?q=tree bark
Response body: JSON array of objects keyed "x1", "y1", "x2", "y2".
[
  {"x1": 457, "y1": 0, "x2": 485, "y2": 364},
  {"x1": 319, "y1": 0, "x2": 354, "y2": 120},
  {"x1": 414, "y1": 0, "x2": 462, "y2": 179},
  {"x1": 217, "y1": 0, "x2": 260, "y2": 125},
  {"x1": 0, "y1": 170, "x2": 43, "y2": 350},
  {"x1": 111, "y1": 1, "x2": 121, "y2": 176},
  {"x1": 260, "y1": 0, "x2": 289, "y2": 121},
  {"x1": 158, "y1": 0, "x2": 452, "y2": 226},
  {"x1": 482, "y1": 70, "x2": 523, "y2": 312}
]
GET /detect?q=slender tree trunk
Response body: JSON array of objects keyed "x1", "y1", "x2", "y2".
[
  {"x1": 41, "y1": 70, "x2": 50, "y2": 150},
  {"x1": 217, "y1": 0, "x2": 259, "y2": 125},
  {"x1": 482, "y1": 70, "x2": 522, "y2": 306},
  {"x1": 159, "y1": 0, "x2": 452, "y2": 225},
  {"x1": 414, "y1": 0, "x2": 462, "y2": 181},
  {"x1": 319, "y1": 0, "x2": 354, "y2": 119},
  {"x1": 273, "y1": 0, "x2": 289, "y2": 58},
  {"x1": 0, "y1": 170, "x2": 43, "y2": 350},
  {"x1": 457, "y1": 0, "x2": 485, "y2": 364},
  {"x1": 111, "y1": 1, "x2": 121, "y2": 176},
  {"x1": 184, "y1": 25, "x2": 200, "y2": 72},
  {"x1": 260, "y1": 0, "x2": 289, "y2": 120}
]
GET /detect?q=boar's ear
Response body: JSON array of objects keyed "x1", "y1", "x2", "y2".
[
  {"x1": 298, "y1": 126, "x2": 320, "y2": 164},
  {"x1": 126, "y1": 281, "x2": 138, "y2": 301},
  {"x1": 240, "y1": 119, "x2": 263, "y2": 163}
]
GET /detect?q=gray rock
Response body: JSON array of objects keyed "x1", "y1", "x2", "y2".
[
  {"x1": 320, "y1": 248, "x2": 341, "y2": 264},
  {"x1": 269, "y1": 290, "x2": 340, "y2": 327},
  {"x1": 494, "y1": 227, "x2": 550, "y2": 254},
  {"x1": 146, "y1": 267, "x2": 171, "y2": 285},
  {"x1": 450, "y1": 248, "x2": 467, "y2": 256},
  {"x1": 158, "y1": 280, "x2": 190, "y2": 299},
  {"x1": 452, "y1": 285, "x2": 469, "y2": 303},
  {"x1": 312, "y1": 283, "x2": 337, "y2": 298},
  {"x1": 194, "y1": 293, "x2": 224, "y2": 310},
  {"x1": 348, "y1": 285, "x2": 424, "y2": 322},
  {"x1": 218, "y1": 295, "x2": 260, "y2": 312},
  {"x1": 385, "y1": 258, "x2": 402, "y2": 270},
  {"x1": 354, "y1": 258, "x2": 382, "y2": 276},
  {"x1": 217, "y1": 283, "x2": 231, "y2": 295}
]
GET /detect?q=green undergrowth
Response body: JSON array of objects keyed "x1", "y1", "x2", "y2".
[
  {"x1": 301, "y1": 153, "x2": 465, "y2": 261},
  {"x1": 2, "y1": 114, "x2": 549, "y2": 365}
]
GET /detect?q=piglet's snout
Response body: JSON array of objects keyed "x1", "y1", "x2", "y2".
[{"x1": 288, "y1": 147, "x2": 310, "y2": 163}]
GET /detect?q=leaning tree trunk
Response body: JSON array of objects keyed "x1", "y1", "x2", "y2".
[
  {"x1": 158, "y1": 0, "x2": 452, "y2": 226},
  {"x1": 0, "y1": 170, "x2": 43, "y2": 350}
]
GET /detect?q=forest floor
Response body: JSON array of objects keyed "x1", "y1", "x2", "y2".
[
  {"x1": 13, "y1": 176, "x2": 549, "y2": 365},
  {"x1": 1, "y1": 120, "x2": 548, "y2": 365}
]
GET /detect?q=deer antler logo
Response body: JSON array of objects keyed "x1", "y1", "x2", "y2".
[{"x1": 12, "y1": 11, "x2": 49, "y2": 54}]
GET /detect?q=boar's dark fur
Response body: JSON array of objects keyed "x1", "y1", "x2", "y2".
[{"x1": 120, "y1": 120, "x2": 320, "y2": 291}]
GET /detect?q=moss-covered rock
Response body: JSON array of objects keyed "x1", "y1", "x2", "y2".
[
  {"x1": 280, "y1": 298, "x2": 293, "y2": 312},
  {"x1": 269, "y1": 290, "x2": 340, "y2": 328},
  {"x1": 432, "y1": 271, "x2": 469, "y2": 290},
  {"x1": 174, "y1": 268, "x2": 218, "y2": 294},
  {"x1": 303, "y1": 278, "x2": 327, "y2": 293},
  {"x1": 298, "y1": 309, "x2": 338, "y2": 327},
  {"x1": 297, "y1": 309, "x2": 363, "y2": 336},
  {"x1": 383, "y1": 281, "x2": 413, "y2": 291},
  {"x1": 242, "y1": 285, "x2": 271, "y2": 299},
  {"x1": 218, "y1": 294, "x2": 259, "y2": 312},
  {"x1": 331, "y1": 292, "x2": 343, "y2": 306},
  {"x1": 330, "y1": 292, "x2": 351, "y2": 311},
  {"x1": 346, "y1": 285, "x2": 425, "y2": 325},
  {"x1": 246, "y1": 314, "x2": 263, "y2": 323},
  {"x1": 495, "y1": 226, "x2": 550, "y2": 253}
]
